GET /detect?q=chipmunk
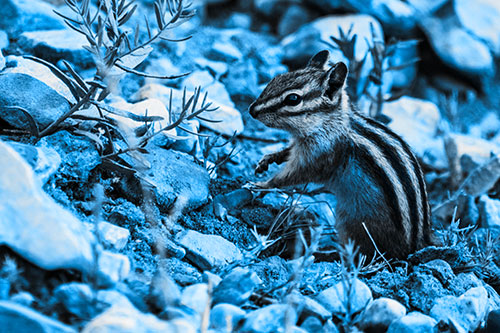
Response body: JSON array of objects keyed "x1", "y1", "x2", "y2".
[{"x1": 249, "y1": 50, "x2": 432, "y2": 259}]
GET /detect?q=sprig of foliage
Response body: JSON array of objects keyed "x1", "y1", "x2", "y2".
[{"x1": 325, "y1": 23, "x2": 419, "y2": 120}]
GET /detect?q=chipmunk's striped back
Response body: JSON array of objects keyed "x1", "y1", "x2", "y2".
[{"x1": 249, "y1": 50, "x2": 432, "y2": 258}]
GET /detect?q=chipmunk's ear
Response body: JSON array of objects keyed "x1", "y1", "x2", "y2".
[
  {"x1": 307, "y1": 50, "x2": 330, "y2": 69},
  {"x1": 324, "y1": 62, "x2": 348, "y2": 99}
]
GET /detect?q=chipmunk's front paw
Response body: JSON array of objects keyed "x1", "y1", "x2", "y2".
[{"x1": 255, "y1": 155, "x2": 273, "y2": 175}]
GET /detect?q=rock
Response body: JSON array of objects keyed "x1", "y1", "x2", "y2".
[
  {"x1": 449, "y1": 133, "x2": 500, "y2": 165},
  {"x1": 404, "y1": 270, "x2": 449, "y2": 313},
  {"x1": 287, "y1": 291, "x2": 331, "y2": 322},
  {"x1": 281, "y1": 14, "x2": 383, "y2": 66},
  {"x1": 213, "y1": 189, "x2": 253, "y2": 214},
  {"x1": 454, "y1": 0, "x2": 500, "y2": 56},
  {"x1": 53, "y1": 283, "x2": 95, "y2": 318},
  {"x1": 225, "y1": 12, "x2": 252, "y2": 30},
  {"x1": 133, "y1": 83, "x2": 244, "y2": 136},
  {"x1": 430, "y1": 286, "x2": 489, "y2": 332},
  {"x1": 420, "y1": 14, "x2": 494, "y2": 77},
  {"x1": 18, "y1": 29, "x2": 93, "y2": 68},
  {"x1": 96, "y1": 251, "x2": 130, "y2": 288},
  {"x1": 149, "y1": 269, "x2": 182, "y2": 310},
  {"x1": 212, "y1": 267, "x2": 262, "y2": 306},
  {"x1": 9, "y1": 292, "x2": 35, "y2": 307},
  {"x1": 0, "y1": 0, "x2": 65, "y2": 34},
  {"x1": 181, "y1": 283, "x2": 209, "y2": 315},
  {"x1": 316, "y1": 278, "x2": 373, "y2": 315},
  {"x1": 348, "y1": 0, "x2": 417, "y2": 35},
  {"x1": 300, "y1": 316, "x2": 324, "y2": 333},
  {"x1": 202, "y1": 271, "x2": 222, "y2": 287},
  {"x1": 82, "y1": 298, "x2": 194, "y2": 333},
  {"x1": 4, "y1": 55, "x2": 76, "y2": 102},
  {"x1": 208, "y1": 41, "x2": 243, "y2": 62},
  {"x1": 38, "y1": 130, "x2": 100, "y2": 184},
  {"x1": 478, "y1": 195, "x2": 500, "y2": 228},
  {"x1": 8, "y1": 141, "x2": 61, "y2": 184},
  {"x1": 405, "y1": 0, "x2": 448, "y2": 16},
  {"x1": 97, "y1": 222, "x2": 130, "y2": 251},
  {"x1": 175, "y1": 229, "x2": 243, "y2": 271},
  {"x1": 0, "y1": 50, "x2": 4, "y2": 72},
  {"x1": 241, "y1": 304, "x2": 297, "y2": 333},
  {"x1": 417, "y1": 260, "x2": 455, "y2": 285},
  {"x1": 181, "y1": 70, "x2": 234, "y2": 107},
  {"x1": 0, "y1": 300, "x2": 75, "y2": 333},
  {"x1": 0, "y1": 140, "x2": 95, "y2": 272},
  {"x1": 358, "y1": 298, "x2": 406, "y2": 331},
  {"x1": 146, "y1": 146, "x2": 209, "y2": 211},
  {"x1": 0, "y1": 73, "x2": 71, "y2": 131},
  {"x1": 0, "y1": 30, "x2": 9, "y2": 50},
  {"x1": 221, "y1": 60, "x2": 260, "y2": 103},
  {"x1": 193, "y1": 57, "x2": 228, "y2": 77},
  {"x1": 209, "y1": 303, "x2": 245, "y2": 330},
  {"x1": 383, "y1": 96, "x2": 445, "y2": 168},
  {"x1": 253, "y1": 0, "x2": 287, "y2": 17},
  {"x1": 387, "y1": 311, "x2": 437, "y2": 333},
  {"x1": 144, "y1": 57, "x2": 184, "y2": 86},
  {"x1": 160, "y1": 257, "x2": 202, "y2": 286},
  {"x1": 277, "y1": 4, "x2": 314, "y2": 37}
]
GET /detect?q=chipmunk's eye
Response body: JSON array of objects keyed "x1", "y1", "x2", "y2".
[{"x1": 283, "y1": 93, "x2": 302, "y2": 106}]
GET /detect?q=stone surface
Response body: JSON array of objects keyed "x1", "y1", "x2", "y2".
[
  {"x1": 316, "y1": 278, "x2": 373, "y2": 315},
  {"x1": 8, "y1": 141, "x2": 61, "y2": 185},
  {"x1": 287, "y1": 291, "x2": 331, "y2": 322},
  {"x1": 406, "y1": 0, "x2": 448, "y2": 16},
  {"x1": 240, "y1": 304, "x2": 297, "y2": 333},
  {"x1": 383, "y1": 96, "x2": 445, "y2": 168},
  {"x1": 97, "y1": 222, "x2": 130, "y2": 251},
  {"x1": 96, "y1": 251, "x2": 130, "y2": 288},
  {"x1": 148, "y1": 269, "x2": 182, "y2": 310},
  {"x1": 0, "y1": 73, "x2": 71, "y2": 131},
  {"x1": 478, "y1": 195, "x2": 500, "y2": 228},
  {"x1": 146, "y1": 146, "x2": 210, "y2": 211},
  {"x1": 387, "y1": 311, "x2": 437, "y2": 333},
  {"x1": 209, "y1": 303, "x2": 246, "y2": 330},
  {"x1": 53, "y1": 283, "x2": 95, "y2": 318},
  {"x1": 212, "y1": 267, "x2": 262, "y2": 306},
  {"x1": 0, "y1": 300, "x2": 75, "y2": 333},
  {"x1": 82, "y1": 298, "x2": 195, "y2": 333},
  {"x1": 134, "y1": 83, "x2": 244, "y2": 136},
  {"x1": 359, "y1": 297, "x2": 407, "y2": 331},
  {"x1": 175, "y1": 229, "x2": 243, "y2": 271},
  {"x1": 18, "y1": 29, "x2": 93, "y2": 68},
  {"x1": 420, "y1": 15, "x2": 494, "y2": 77},
  {"x1": 430, "y1": 286, "x2": 489, "y2": 332},
  {"x1": 181, "y1": 283, "x2": 209, "y2": 315},
  {"x1": 0, "y1": 0, "x2": 65, "y2": 34},
  {"x1": 0, "y1": 140, "x2": 95, "y2": 272},
  {"x1": 450, "y1": 133, "x2": 500, "y2": 165},
  {"x1": 454, "y1": 0, "x2": 500, "y2": 55},
  {"x1": 484, "y1": 309, "x2": 500, "y2": 333}
]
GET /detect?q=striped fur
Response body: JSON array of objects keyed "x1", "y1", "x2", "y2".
[{"x1": 249, "y1": 50, "x2": 432, "y2": 258}]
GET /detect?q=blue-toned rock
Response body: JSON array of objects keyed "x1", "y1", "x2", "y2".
[
  {"x1": 0, "y1": 301, "x2": 75, "y2": 333},
  {"x1": 240, "y1": 304, "x2": 297, "y2": 333},
  {"x1": 18, "y1": 29, "x2": 94, "y2": 69},
  {"x1": 53, "y1": 283, "x2": 95, "y2": 319},
  {"x1": 316, "y1": 278, "x2": 373, "y2": 315},
  {"x1": 387, "y1": 311, "x2": 437, "y2": 333},
  {"x1": 212, "y1": 267, "x2": 262, "y2": 306},
  {"x1": 359, "y1": 298, "x2": 407, "y2": 331},
  {"x1": 478, "y1": 195, "x2": 500, "y2": 228},
  {"x1": 0, "y1": 0, "x2": 65, "y2": 35},
  {"x1": 0, "y1": 140, "x2": 95, "y2": 272},
  {"x1": 175, "y1": 230, "x2": 243, "y2": 271},
  {"x1": 209, "y1": 303, "x2": 245, "y2": 330}
]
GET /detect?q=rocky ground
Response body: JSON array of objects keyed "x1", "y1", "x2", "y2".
[{"x1": 0, "y1": 0, "x2": 500, "y2": 332}]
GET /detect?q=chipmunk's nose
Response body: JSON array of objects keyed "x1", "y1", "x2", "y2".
[{"x1": 249, "y1": 102, "x2": 258, "y2": 118}]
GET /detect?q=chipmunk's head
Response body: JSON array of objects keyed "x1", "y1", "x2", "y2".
[{"x1": 249, "y1": 50, "x2": 349, "y2": 136}]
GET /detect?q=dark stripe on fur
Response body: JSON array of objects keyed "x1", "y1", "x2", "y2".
[
  {"x1": 352, "y1": 116, "x2": 418, "y2": 248},
  {"x1": 353, "y1": 140, "x2": 405, "y2": 232},
  {"x1": 359, "y1": 114, "x2": 430, "y2": 246}
]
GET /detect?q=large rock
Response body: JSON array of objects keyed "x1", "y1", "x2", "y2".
[
  {"x1": 387, "y1": 311, "x2": 437, "y2": 332},
  {"x1": 0, "y1": 0, "x2": 65, "y2": 35},
  {"x1": 383, "y1": 96, "x2": 445, "y2": 168},
  {"x1": 0, "y1": 301, "x2": 75, "y2": 333},
  {"x1": 18, "y1": 29, "x2": 94, "y2": 68},
  {"x1": 240, "y1": 304, "x2": 297, "y2": 333},
  {"x1": 133, "y1": 84, "x2": 244, "y2": 136},
  {"x1": 0, "y1": 140, "x2": 94, "y2": 272},
  {"x1": 0, "y1": 73, "x2": 70, "y2": 131},
  {"x1": 420, "y1": 15, "x2": 494, "y2": 77},
  {"x1": 175, "y1": 229, "x2": 243, "y2": 271},
  {"x1": 430, "y1": 286, "x2": 489, "y2": 332},
  {"x1": 358, "y1": 298, "x2": 407, "y2": 331},
  {"x1": 82, "y1": 298, "x2": 195, "y2": 333},
  {"x1": 316, "y1": 278, "x2": 373, "y2": 315},
  {"x1": 478, "y1": 195, "x2": 500, "y2": 228},
  {"x1": 146, "y1": 146, "x2": 210, "y2": 211},
  {"x1": 212, "y1": 267, "x2": 262, "y2": 306},
  {"x1": 454, "y1": 0, "x2": 500, "y2": 56}
]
